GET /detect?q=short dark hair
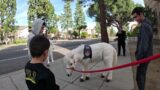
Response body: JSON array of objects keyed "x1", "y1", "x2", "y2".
[
  {"x1": 29, "y1": 35, "x2": 50, "y2": 57},
  {"x1": 132, "y1": 7, "x2": 144, "y2": 15}
]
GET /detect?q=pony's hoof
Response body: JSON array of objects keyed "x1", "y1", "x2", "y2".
[
  {"x1": 85, "y1": 76, "x2": 90, "y2": 80},
  {"x1": 80, "y1": 78, "x2": 85, "y2": 82},
  {"x1": 100, "y1": 74, "x2": 105, "y2": 78},
  {"x1": 105, "y1": 79, "x2": 111, "y2": 82}
]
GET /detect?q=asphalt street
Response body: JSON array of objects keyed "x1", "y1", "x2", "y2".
[{"x1": 0, "y1": 39, "x2": 100, "y2": 75}]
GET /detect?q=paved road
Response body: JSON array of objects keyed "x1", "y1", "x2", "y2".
[{"x1": 0, "y1": 39, "x2": 100, "y2": 75}]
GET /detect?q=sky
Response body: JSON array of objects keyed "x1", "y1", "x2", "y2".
[{"x1": 15, "y1": 0, "x2": 145, "y2": 28}]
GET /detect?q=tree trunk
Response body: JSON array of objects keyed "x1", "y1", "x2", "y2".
[{"x1": 98, "y1": 0, "x2": 109, "y2": 43}]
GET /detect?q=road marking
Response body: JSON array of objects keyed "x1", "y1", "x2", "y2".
[
  {"x1": 23, "y1": 48, "x2": 28, "y2": 50},
  {"x1": 0, "y1": 55, "x2": 28, "y2": 62},
  {"x1": 0, "y1": 48, "x2": 28, "y2": 54}
]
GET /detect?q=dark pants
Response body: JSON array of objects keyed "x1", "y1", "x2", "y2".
[
  {"x1": 136, "y1": 62, "x2": 149, "y2": 90},
  {"x1": 118, "y1": 42, "x2": 125, "y2": 56}
]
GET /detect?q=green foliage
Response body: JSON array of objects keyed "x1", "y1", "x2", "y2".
[
  {"x1": 0, "y1": 0, "x2": 16, "y2": 33},
  {"x1": 86, "y1": 0, "x2": 137, "y2": 42},
  {"x1": 95, "y1": 22, "x2": 100, "y2": 34},
  {"x1": 14, "y1": 38, "x2": 27, "y2": 44},
  {"x1": 88, "y1": 0, "x2": 137, "y2": 26},
  {"x1": 107, "y1": 0, "x2": 137, "y2": 26},
  {"x1": 127, "y1": 26, "x2": 139, "y2": 37},
  {"x1": 81, "y1": 32, "x2": 88, "y2": 38},
  {"x1": 49, "y1": 27, "x2": 58, "y2": 34},
  {"x1": 66, "y1": 0, "x2": 109, "y2": 42},
  {"x1": 92, "y1": 34, "x2": 98, "y2": 38},
  {"x1": 60, "y1": 1, "x2": 73, "y2": 31},
  {"x1": 71, "y1": 30, "x2": 79, "y2": 38},
  {"x1": 47, "y1": 3, "x2": 59, "y2": 34},
  {"x1": 74, "y1": 0, "x2": 86, "y2": 30},
  {"x1": 28, "y1": 0, "x2": 58, "y2": 29}
]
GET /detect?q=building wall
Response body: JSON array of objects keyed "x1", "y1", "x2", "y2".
[
  {"x1": 144, "y1": 0, "x2": 160, "y2": 39},
  {"x1": 17, "y1": 28, "x2": 29, "y2": 38},
  {"x1": 157, "y1": 9, "x2": 160, "y2": 39}
]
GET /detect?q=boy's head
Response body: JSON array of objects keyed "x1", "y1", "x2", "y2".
[
  {"x1": 132, "y1": 7, "x2": 144, "y2": 23},
  {"x1": 29, "y1": 35, "x2": 50, "y2": 60}
]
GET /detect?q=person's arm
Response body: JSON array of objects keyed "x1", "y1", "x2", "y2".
[
  {"x1": 124, "y1": 31, "x2": 127, "y2": 39},
  {"x1": 136, "y1": 25, "x2": 151, "y2": 60},
  {"x1": 47, "y1": 71, "x2": 60, "y2": 90}
]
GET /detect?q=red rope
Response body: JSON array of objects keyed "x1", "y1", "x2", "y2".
[{"x1": 67, "y1": 53, "x2": 160, "y2": 73}]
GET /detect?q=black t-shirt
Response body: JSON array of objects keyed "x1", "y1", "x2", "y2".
[{"x1": 25, "y1": 62, "x2": 59, "y2": 90}]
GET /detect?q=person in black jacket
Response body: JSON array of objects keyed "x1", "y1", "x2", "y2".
[
  {"x1": 116, "y1": 30, "x2": 126, "y2": 56},
  {"x1": 25, "y1": 35, "x2": 59, "y2": 90},
  {"x1": 132, "y1": 7, "x2": 153, "y2": 90}
]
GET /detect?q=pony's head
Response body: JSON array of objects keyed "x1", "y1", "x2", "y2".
[{"x1": 63, "y1": 52, "x2": 77, "y2": 77}]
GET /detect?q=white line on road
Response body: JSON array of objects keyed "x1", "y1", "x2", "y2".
[{"x1": 0, "y1": 55, "x2": 28, "y2": 62}]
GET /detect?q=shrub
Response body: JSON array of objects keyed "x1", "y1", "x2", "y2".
[
  {"x1": 81, "y1": 32, "x2": 88, "y2": 38},
  {"x1": 15, "y1": 38, "x2": 27, "y2": 44},
  {"x1": 127, "y1": 26, "x2": 139, "y2": 37}
]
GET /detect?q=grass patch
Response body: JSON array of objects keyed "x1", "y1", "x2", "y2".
[{"x1": 14, "y1": 38, "x2": 27, "y2": 44}]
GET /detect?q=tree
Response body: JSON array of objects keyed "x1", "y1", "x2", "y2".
[
  {"x1": 47, "y1": 3, "x2": 59, "y2": 35},
  {"x1": 95, "y1": 22, "x2": 100, "y2": 34},
  {"x1": 107, "y1": 0, "x2": 136, "y2": 31},
  {"x1": 87, "y1": 0, "x2": 137, "y2": 42},
  {"x1": 80, "y1": 0, "x2": 109, "y2": 42},
  {"x1": 74, "y1": 0, "x2": 87, "y2": 38},
  {"x1": 28, "y1": 0, "x2": 58, "y2": 28},
  {"x1": 63, "y1": 0, "x2": 108, "y2": 41},
  {"x1": 98, "y1": 0, "x2": 108, "y2": 42},
  {"x1": 0, "y1": 0, "x2": 16, "y2": 42},
  {"x1": 60, "y1": 1, "x2": 73, "y2": 31},
  {"x1": 60, "y1": 1, "x2": 73, "y2": 38}
]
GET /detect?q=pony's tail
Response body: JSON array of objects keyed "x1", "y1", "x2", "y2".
[{"x1": 113, "y1": 49, "x2": 117, "y2": 66}]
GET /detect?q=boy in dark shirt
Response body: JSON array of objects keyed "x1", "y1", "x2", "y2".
[{"x1": 25, "y1": 35, "x2": 59, "y2": 90}]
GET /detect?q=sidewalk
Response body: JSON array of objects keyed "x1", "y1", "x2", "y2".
[{"x1": 0, "y1": 42, "x2": 134, "y2": 90}]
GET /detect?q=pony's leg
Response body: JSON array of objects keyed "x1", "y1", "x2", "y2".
[
  {"x1": 107, "y1": 71, "x2": 112, "y2": 82},
  {"x1": 101, "y1": 63, "x2": 107, "y2": 78},
  {"x1": 102, "y1": 58, "x2": 113, "y2": 82},
  {"x1": 80, "y1": 65, "x2": 88, "y2": 82},
  {"x1": 49, "y1": 40, "x2": 54, "y2": 63},
  {"x1": 47, "y1": 55, "x2": 50, "y2": 65},
  {"x1": 49, "y1": 47, "x2": 54, "y2": 62},
  {"x1": 28, "y1": 49, "x2": 31, "y2": 60},
  {"x1": 105, "y1": 61, "x2": 113, "y2": 82},
  {"x1": 85, "y1": 65, "x2": 90, "y2": 80}
]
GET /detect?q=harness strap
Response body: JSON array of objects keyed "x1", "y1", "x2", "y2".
[{"x1": 83, "y1": 45, "x2": 92, "y2": 60}]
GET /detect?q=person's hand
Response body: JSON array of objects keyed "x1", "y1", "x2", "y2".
[{"x1": 135, "y1": 64, "x2": 140, "y2": 68}]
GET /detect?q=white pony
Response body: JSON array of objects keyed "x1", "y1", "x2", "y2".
[
  {"x1": 46, "y1": 40, "x2": 54, "y2": 66},
  {"x1": 64, "y1": 42, "x2": 117, "y2": 82}
]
